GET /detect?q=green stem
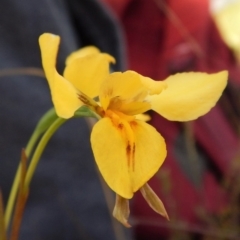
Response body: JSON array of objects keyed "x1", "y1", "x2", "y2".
[
  {"x1": 4, "y1": 117, "x2": 66, "y2": 229},
  {"x1": 25, "y1": 130, "x2": 42, "y2": 156},
  {"x1": 4, "y1": 106, "x2": 97, "y2": 230},
  {"x1": 4, "y1": 108, "x2": 57, "y2": 229},
  {"x1": 24, "y1": 117, "x2": 66, "y2": 189}
]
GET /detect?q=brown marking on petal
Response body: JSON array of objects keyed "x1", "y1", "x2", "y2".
[
  {"x1": 126, "y1": 141, "x2": 131, "y2": 169},
  {"x1": 132, "y1": 143, "x2": 135, "y2": 172},
  {"x1": 118, "y1": 123, "x2": 123, "y2": 130},
  {"x1": 126, "y1": 141, "x2": 136, "y2": 172},
  {"x1": 78, "y1": 93, "x2": 89, "y2": 105},
  {"x1": 130, "y1": 121, "x2": 138, "y2": 128},
  {"x1": 104, "y1": 88, "x2": 113, "y2": 97}
]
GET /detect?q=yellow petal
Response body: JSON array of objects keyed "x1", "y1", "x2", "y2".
[
  {"x1": 100, "y1": 71, "x2": 148, "y2": 111},
  {"x1": 116, "y1": 101, "x2": 151, "y2": 115},
  {"x1": 91, "y1": 118, "x2": 132, "y2": 198},
  {"x1": 39, "y1": 33, "x2": 82, "y2": 118},
  {"x1": 108, "y1": 98, "x2": 151, "y2": 115},
  {"x1": 90, "y1": 118, "x2": 166, "y2": 199},
  {"x1": 130, "y1": 120, "x2": 166, "y2": 192},
  {"x1": 141, "y1": 76, "x2": 167, "y2": 95},
  {"x1": 149, "y1": 71, "x2": 228, "y2": 121},
  {"x1": 65, "y1": 46, "x2": 100, "y2": 65},
  {"x1": 63, "y1": 53, "x2": 115, "y2": 98}
]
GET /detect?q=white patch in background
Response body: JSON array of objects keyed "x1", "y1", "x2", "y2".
[{"x1": 210, "y1": 0, "x2": 240, "y2": 13}]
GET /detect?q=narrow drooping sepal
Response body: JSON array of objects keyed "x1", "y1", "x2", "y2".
[
  {"x1": 113, "y1": 194, "x2": 131, "y2": 228},
  {"x1": 140, "y1": 183, "x2": 169, "y2": 220}
]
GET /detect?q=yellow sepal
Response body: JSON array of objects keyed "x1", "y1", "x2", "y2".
[
  {"x1": 39, "y1": 33, "x2": 82, "y2": 118},
  {"x1": 149, "y1": 71, "x2": 228, "y2": 121}
]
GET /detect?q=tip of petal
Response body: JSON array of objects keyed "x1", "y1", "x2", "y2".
[
  {"x1": 65, "y1": 46, "x2": 101, "y2": 65},
  {"x1": 39, "y1": 33, "x2": 60, "y2": 45},
  {"x1": 102, "y1": 53, "x2": 116, "y2": 64},
  {"x1": 38, "y1": 33, "x2": 60, "y2": 80}
]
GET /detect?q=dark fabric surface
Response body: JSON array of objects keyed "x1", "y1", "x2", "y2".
[{"x1": 0, "y1": 0, "x2": 131, "y2": 239}]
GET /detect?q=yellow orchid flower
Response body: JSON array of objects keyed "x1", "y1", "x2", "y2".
[{"x1": 39, "y1": 33, "x2": 228, "y2": 226}]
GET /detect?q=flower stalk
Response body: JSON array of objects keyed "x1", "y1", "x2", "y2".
[
  {"x1": 4, "y1": 106, "x2": 96, "y2": 231},
  {"x1": 4, "y1": 108, "x2": 58, "y2": 228}
]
